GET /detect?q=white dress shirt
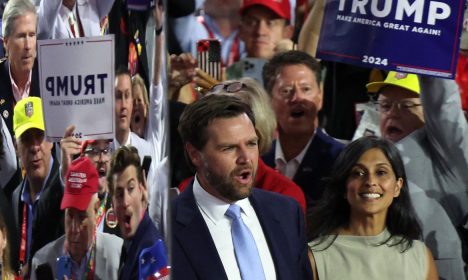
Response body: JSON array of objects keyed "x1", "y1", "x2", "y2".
[
  {"x1": 193, "y1": 176, "x2": 276, "y2": 280},
  {"x1": 37, "y1": 0, "x2": 115, "y2": 40},
  {"x1": 9, "y1": 64, "x2": 32, "y2": 103},
  {"x1": 275, "y1": 134, "x2": 314, "y2": 179}
]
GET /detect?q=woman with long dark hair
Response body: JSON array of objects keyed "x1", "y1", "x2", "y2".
[{"x1": 308, "y1": 136, "x2": 438, "y2": 279}]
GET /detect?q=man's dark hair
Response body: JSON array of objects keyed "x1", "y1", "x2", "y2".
[
  {"x1": 107, "y1": 145, "x2": 143, "y2": 197},
  {"x1": 262, "y1": 50, "x2": 322, "y2": 95},
  {"x1": 115, "y1": 66, "x2": 131, "y2": 79},
  {"x1": 178, "y1": 94, "x2": 256, "y2": 167}
]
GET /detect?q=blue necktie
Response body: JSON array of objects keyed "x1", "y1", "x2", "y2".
[{"x1": 225, "y1": 204, "x2": 265, "y2": 280}]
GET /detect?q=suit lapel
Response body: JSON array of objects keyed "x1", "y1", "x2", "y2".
[
  {"x1": 249, "y1": 190, "x2": 294, "y2": 279},
  {"x1": 261, "y1": 141, "x2": 276, "y2": 167},
  {"x1": 293, "y1": 130, "x2": 326, "y2": 184},
  {"x1": 0, "y1": 60, "x2": 15, "y2": 134},
  {"x1": 174, "y1": 184, "x2": 228, "y2": 279}
]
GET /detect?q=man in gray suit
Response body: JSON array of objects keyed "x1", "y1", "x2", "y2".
[
  {"x1": 367, "y1": 72, "x2": 468, "y2": 279},
  {"x1": 30, "y1": 157, "x2": 122, "y2": 280}
]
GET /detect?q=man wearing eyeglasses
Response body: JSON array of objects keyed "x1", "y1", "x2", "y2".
[
  {"x1": 261, "y1": 50, "x2": 344, "y2": 212},
  {"x1": 81, "y1": 139, "x2": 122, "y2": 236},
  {"x1": 367, "y1": 71, "x2": 468, "y2": 278},
  {"x1": 11, "y1": 97, "x2": 64, "y2": 277},
  {"x1": 367, "y1": 72, "x2": 424, "y2": 143},
  {"x1": 60, "y1": 129, "x2": 121, "y2": 237}
]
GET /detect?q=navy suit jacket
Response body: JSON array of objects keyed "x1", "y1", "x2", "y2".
[
  {"x1": 171, "y1": 184, "x2": 312, "y2": 280},
  {"x1": 0, "y1": 59, "x2": 40, "y2": 136},
  {"x1": 12, "y1": 158, "x2": 64, "y2": 269},
  {"x1": 118, "y1": 211, "x2": 163, "y2": 280},
  {"x1": 262, "y1": 129, "x2": 344, "y2": 210}
]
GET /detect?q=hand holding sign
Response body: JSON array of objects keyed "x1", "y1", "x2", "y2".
[
  {"x1": 317, "y1": 0, "x2": 464, "y2": 78},
  {"x1": 60, "y1": 125, "x2": 82, "y2": 181}
]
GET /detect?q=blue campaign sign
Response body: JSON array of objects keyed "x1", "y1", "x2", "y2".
[{"x1": 317, "y1": 0, "x2": 465, "y2": 78}]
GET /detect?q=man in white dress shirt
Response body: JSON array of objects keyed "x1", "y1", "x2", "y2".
[{"x1": 171, "y1": 93, "x2": 312, "y2": 279}]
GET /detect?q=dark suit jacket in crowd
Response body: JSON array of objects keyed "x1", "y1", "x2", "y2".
[
  {"x1": 0, "y1": 58, "x2": 40, "y2": 136},
  {"x1": 108, "y1": 0, "x2": 150, "y2": 89},
  {"x1": 118, "y1": 211, "x2": 163, "y2": 280},
  {"x1": 262, "y1": 129, "x2": 345, "y2": 210},
  {"x1": 171, "y1": 183, "x2": 313, "y2": 280},
  {"x1": 12, "y1": 158, "x2": 64, "y2": 266}
]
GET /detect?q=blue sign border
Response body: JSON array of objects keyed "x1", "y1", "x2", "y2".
[{"x1": 317, "y1": 0, "x2": 465, "y2": 78}]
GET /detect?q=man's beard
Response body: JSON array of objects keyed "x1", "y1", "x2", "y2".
[{"x1": 204, "y1": 164, "x2": 256, "y2": 202}]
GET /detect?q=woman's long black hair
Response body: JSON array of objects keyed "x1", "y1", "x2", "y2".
[{"x1": 307, "y1": 136, "x2": 422, "y2": 252}]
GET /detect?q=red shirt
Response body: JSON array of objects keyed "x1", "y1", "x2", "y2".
[
  {"x1": 178, "y1": 159, "x2": 307, "y2": 215},
  {"x1": 456, "y1": 53, "x2": 468, "y2": 111}
]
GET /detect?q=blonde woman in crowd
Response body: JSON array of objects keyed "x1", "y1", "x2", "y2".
[{"x1": 131, "y1": 74, "x2": 150, "y2": 138}]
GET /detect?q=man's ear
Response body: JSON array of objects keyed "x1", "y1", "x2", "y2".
[
  {"x1": 186, "y1": 142, "x2": 201, "y2": 168},
  {"x1": 3, "y1": 36, "x2": 8, "y2": 55},
  {"x1": 14, "y1": 137, "x2": 18, "y2": 155},
  {"x1": 317, "y1": 84, "x2": 324, "y2": 112},
  {"x1": 283, "y1": 25, "x2": 294, "y2": 39}
]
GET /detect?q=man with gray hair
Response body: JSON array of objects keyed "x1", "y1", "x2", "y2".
[
  {"x1": 0, "y1": 0, "x2": 40, "y2": 137},
  {"x1": 31, "y1": 157, "x2": 122, "y2": 280}
]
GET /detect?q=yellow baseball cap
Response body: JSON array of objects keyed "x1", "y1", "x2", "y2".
[
  {"x1": 366, "y1": 71, "x2": 420, "y2": 95},
  {"x1": 13, "y1": 97, "x2": 45, "y2": 139}
]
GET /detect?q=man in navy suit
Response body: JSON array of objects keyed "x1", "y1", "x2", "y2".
[
  {"x1": 262, "y1": 50, "x2": 344, "y2": 211},
  {"x1": 172, "y1": 94, "x2": 312, "y2": 280},
  {"x1": 1, "y1": 0, "x2": 41, "y2": 199},
  {"x1": 0, "y1": 0, "x2": 40, "y2": 136}
]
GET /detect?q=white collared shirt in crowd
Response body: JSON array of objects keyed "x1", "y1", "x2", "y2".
[
  {"x1": 275, "y1": 132, "x2": 314, "y2": 179},
  {"x1": 193, "y1": 175, "x2": 276, "y2": 280}
]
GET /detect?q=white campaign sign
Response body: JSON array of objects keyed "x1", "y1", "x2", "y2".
[{"x1": 38, "y1": 35, "x2": 115, "y2": 141}]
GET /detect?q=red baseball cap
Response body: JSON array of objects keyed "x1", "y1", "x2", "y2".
[
  {"x1": 61, "y1": 157, "x2": 99, "y2": 211},
  {"x1": 240, "y1": 0, "x2": 291, "y2": 20},
  {"x1": 80, "y1": 139, "x2": 96, "y2": 156}
]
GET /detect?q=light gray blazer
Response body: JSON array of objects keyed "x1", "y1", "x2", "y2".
[
  {"x1": 396, "y1": 76, "x2": 468, "y2": 279},
  {"x1": 397, "y1": 76, "x2": 468, "y2": 228},
  {"x1": 31, "y1": 232, "x2": 123, "y2": 280}
]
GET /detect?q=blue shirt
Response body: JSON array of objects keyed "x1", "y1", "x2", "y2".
[{"x1": 20, "y1": 156, "x2": 54, "y2": 261}]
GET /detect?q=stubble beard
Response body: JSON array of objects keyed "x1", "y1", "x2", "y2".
[{"x1": 204, "y1": 164, "x2": 256, "y2": 202}]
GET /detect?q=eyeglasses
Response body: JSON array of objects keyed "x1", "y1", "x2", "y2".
[
  {"x1": 374, "y1": 100, "x2": 422, "y2": 113},
  {"x1": 211, "y1": 82, "x2": 247, "y2": 93},
  {"x1": 84, "y1": 147, "x2": 113, "y2": 158},
  {"x1": 275, "y1": 84, "x2": 316, "y2": 100}
]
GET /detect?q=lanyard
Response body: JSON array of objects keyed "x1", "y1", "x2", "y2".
[
  {"x1": 84, "y1": 238, "x2": 96, "y2": 280},
  {"x1": 66, "y1": 235, "x2": 96, "y2": 280},
  {"x1": 198, "y1": 16, "x2": 240, "y2": 66},
  {"x1": 19, "y1": 203, "x2": 28, "y2": 270},
  {"x1": 95, "y1": 194, "x2": 107, "y2": 230}
]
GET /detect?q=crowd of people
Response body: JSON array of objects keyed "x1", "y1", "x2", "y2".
[{"x1": 0, "y1": 0, "x2": 467, "y2": 279}]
